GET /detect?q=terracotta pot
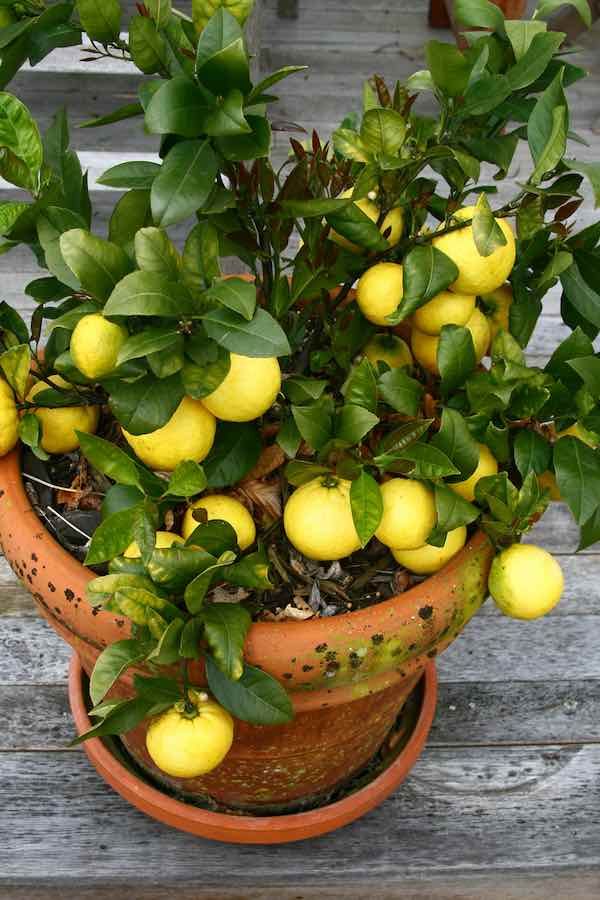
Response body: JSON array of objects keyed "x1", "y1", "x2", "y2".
[
  {"x1": 68, "y1": 653, "x2": 437, "y2": 843},
  {"x1": 0, "y1": 447, "x2": 493, "y2": 807}
]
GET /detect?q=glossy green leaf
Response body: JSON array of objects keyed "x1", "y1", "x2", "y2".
[
  {"x1": 134, "y1": 227, "x2": 180, "y2": 280},
  {"x1": 534, "y1": 0, "x2": 591, "y2": 27},
  {"x1": 75, "y1": 0, "x2": 121, "y2": 43},
  {"x1": 438, "y1": 324, "x2": 477, "y2": 395},
  {"x1": 97, "y1": 160, "x2": 161, "y2": 189},
  {"x1": 104, "y1": 271, "x2": 194, "y2": 318},
  {"x1": 472, "y1": 193, "x2": 507, "y2": 258},
  {"x1": 202, "y1": 602, "x2": 251, "y2": 680},
  {"x1": 378, "y1": 368, "x2": 423, "y2": 415},
  {"x1": 221, "y1": 547, "x2": 273, "y2": 590},
  {"x1": 554, "y1": 435, "x2": 600, "y2": 524},
  {"x1": 37, "y1": 207, "x2": 87, "y2": 289},
  {"x1": 360, "y1": 107, "x2": 406, "y2": 155},
  {"x1": 59, "y1": 229, "x2": 132, "y2": 301},
  {"x1": 108, "y1": 189, "x2": 152, "y2": 255},
  {"x1": 528, "y1": 70, "x2": 568, "y2": 183},
  {"x1": 194, "y1": 9, "x2": 251, "y2": 95},
  {"x1": 247, "y1": 65, "x2": 307, "y2": 103},
  {"x1": 426, "y1": 41, "x2": 471, "y2": 97},
  {"x1": 395, "y1": 244, "x2": 458, "y2": 320},
  {"x1": 564, "y1": 159, "x2": 600, "y2": 209},
  {"x1": 144, "y1": 76, "x2": 214, "y2": 137},
  {"x1": 203, "y1": 421, "x2": 261, "y2": 487},
  {"x1": 326, "y1": 203, "x2": 388, "y2": 252},
  {"x1": 77, "y1": 432, "x2": 143, "y2": 489},
  {"x1": 206, "y1": 658, "x2": 293, "y2": 725},
  {"x1": 0, "y1": 91, "x2": 43, "y2": 191},
  {"x1": 146, "y1": 618, "x2": 185, "y2": 666},
  {"x1": 350, "y1": 469, "x2": 383, "y2": 546},
  {"x1": 107, "y1": 372, "x2": 184, "y2": 436},
  {"x1": 203, "y1": 306, "x2": 290, "y2": 357},
  {"x1": 342, "y1": 359, "x2": 378, "y2": 413},
  {"x1": 216, "y1": 115, "x2": 271, "y2": 161},
  {"x1": 434, "y1": 483, "x2": 479, "y2": 531},
  {"x1": 85, "y1": 505, "x2": 141, "y2": 565},
  {"x1": 203, "y1": 277, "x2": 256, "y2": 321},
  {"x1": 165, "y1": 460, "x2": 207, "y2": 497},
  {"x1": 431, "y1": 407, "x2": 479, "y2": 481},
  {"x1": 129, "y1": 14, "x2": 168, "y2": 74},
  {"x1": 453, "y1": 0, "x2": 505, "y2": 32},
  {"x1": 151, "y1": 139, "x2": 218, "y2": 227},
  {"x1": 80, "y1": 102, "x2": 144, "y2": 129},
  {"x1": 506, "y1": 31, "x2": 564, "y2": 91},
  {"x1": 0, "y1": 342, "x2": 30, "y2": 399},
  {"x1": 336, "y1": 404, "x2": 379, "y2": 444},
  {"x1": 560, "y1": 258, "x2": 600, "y2": 330},
  {"x1": 514, "y1": 429, "x2": 552, "y2": 479},
  {"x1": 292, "y1": 396, "x2": 334, "y2": 451},
  {"x1": 89, "y1": 639, "x2": 149, "y2": 706}
]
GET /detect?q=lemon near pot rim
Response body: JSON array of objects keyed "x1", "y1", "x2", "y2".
[
  {"x1": 122, "y1": 396, "x2": 216, "y2": 471},
  {"x1": 392, "y1": 526, "x2": 467, "y2": 574},
  {"x1": 182, "y1": 494, "x2": 256, "y2": 550},
  {"x1": 201, "y1": 353, "x2": 281, "y2": 423},
  {"x1": 70, "y1": 313, "x2": 128, "y2": 380},
  {"x1": 0, "y1": 379, "x2": 19, "y2": 457},
  {"x1": 489, "y1": 543, "x2": 564, "y2": 620},
  {"x1": 283, "y1": 475, "x2": 361, "y2": 561},
  {"x1": 375, "y1": 478, "x2": 436, "y2": 551},
  {"x1": 26, "y1": 375, "x2": 99, "y2": 454},
  {"x1": 356, "y1": 262, "x2": 404, "y2": 326}
]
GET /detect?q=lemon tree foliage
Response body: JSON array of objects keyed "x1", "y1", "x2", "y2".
[{"x1": 1, "y1": 0, "x2": 600, "y2": 738}]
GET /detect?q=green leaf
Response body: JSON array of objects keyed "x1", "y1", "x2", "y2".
[
  {"x1": 453, "y1": 0, "x2": 505, "y2": 31},
  {"x1": 506, "y1": 31, "x2": 564, "y2": 92},
  {"x1": 0, "y1": 301, "x2": 28, "y2": 343},
  {"x1": 101, "y1": 484, "x2": 145, "y2": 521},
  {"x1": 108, "y1": 190, "x2": 152, "y2": 255},
  {"x1": 182, "y1": 340, "x2": 230, "y2": 399},
  {"x1": 182, "y1": 221, "x2": 221, "y2": 295},
  {"x1": 204, "y1": 89, "x2": 251, "y2": 137},
  {"x1": 75, "y1": 0, "x2": 121, "y2": 43},
  {"x1": 396, "y1": 244, "x2": 458, "y2": 320},
  {"x1": 145, "y1": 0, "x2": 173, "y2": 28},
  {"x1": 285, "y1": 375, "x2": 329, "y2": 406},
  {"x1": 183, "y1": 552, "x2": 236, "y2": 613},
  {"x1": 534, "y1": 0, "x2": 591, "y2": 28},
  {"x1": 147, "y1": 545, "x2": 216, "y2": 591},
  {"x1": 204, "y1": 421, "x2": 261, "y2": 487},
  {"x1": 472, "y1": 193, "x2": 507, "y2": 258},
  {"x1": 179, "y1": 616, "x2": 204, "y2": 659},
  {"x1": 504, "y1": 18, "x2": 547, "y2": 60},
  {"x1": 564, "y1": 159, "x2": 600, "y2": 208},
  {"x1": 461, "y1": 73, "x2": 512, "y2": 118},
  {"x1": 425, "y1": 41, "x2": 471, "y2": 97},
  {"x1": 145, "y1": 619, "x2": 185, "y2": 666},
  {"x1": 97, "y1": 161, "x2": 161, "y2": 190},
  {"x1": 203, "y1": 306, "x2": 291, "y2": 357},
  {"x1": 202, "y1": 603, "x2": 251, "y2": 680},
  {"x1": 221, "y1": 547, "x2": 273, "y2": 590},
  {"x1": 528, "y1": 70, "x2": 568, "y2": 183},
  {"x1": 248, "y1": 65, "x2": 307, "y2": 103},
  {"x1": 80, "y1": 102, "x2": 144, "y2": 129},
  {"x1": 85, "y1": 505, "x2": 141, "y2": 565},
  {"x1": 185, "y1": 519, "x2": 238, "y2": 555},
  {"x1": 434, "y1": 483, "x2": 479, "y2": 531},
  {"x1": 397, "y1": 443, "x2": 460, "y2": 478},
  {"x1": 151, "y1": 139, "x2": 218, "y2": 228},
  {"x1": 129, "y1": 14, "x2": 168, "y2": 74},
  {"x1": 104, "y1": 271, "x2": 194, "y2": 318},
  {"x1": 438, "y1": 325, "x2": 477, "y2": 395},
  {"x1": 37, "y1": 207, "x2": 87, "y2": 289},
  {"x1": 116, "y1": 328, "x2": 179, "y2": 367},
  {"x1": 281, "y1": 198, "x2": 352, "y2": 219},
  {"x1": 0, "y1": 201, "x2": 28, "y2": 236},
  {"x1": 195, "y1": 9, "x2": 251, "y2": 95},
  {"x1": 292, "y1": 397, "x2": 334, "y2": 451},
  {"x1": 360, "y1": 107, "x2": 406, "y2": 155},
  {"x1": 514, "y1": 429, "x2": 552, "y2": 479},
  {"x1": 206, "y1": 658, "x2": 293, "y2": 725},
  {"x1": 0, "y1": 92, "x2": 43, "y2": 192},
  {"x1": 216, "y1": 115, "x2": 271, "y2": 162},
  {"x1": 18, "y1": 413, "x2": 48, "y2": 461},
  {"x1": 108, "y1": 372, "x2": 184, "y2": 436},
  {"x1": 350, "y1": 470, "x2": 383, "y2": 547},
  {"x1": 567, "y1": 356, "x2": 600, "y2": 396},
  {"x1": 0, "y1": 342, "x2": 30, "y2": 399},
  {"x1": 59, "y1": 229, "x2": 132, "y2": 301},
  {"x1": 284, "y1": 460, "x2": 332, "y2": 487},
  {"x1": 378, "y1": 368, "x2": 423, "y2": 416},
  {"x1": 144, "y1": 76, "x2": 214, "y2": 137},
  {"x1": 276, "y1": 413, "x2": 301, "y2": 458},
  {"x1": 336, "y1": 404, "x2": 379, "y2": 445},
  {"x1": 89, "y1": 639, "x2": 149, "y2": 706},
  {"x1": 342, "y1": 359, "x2": 377, "y2": 413},
  {"x1": 70, "y1": 697, "x2": 157, "y2": 746},
  {"x1": 326, "y1": 203, "x2": 388, "y2": 252},
  {"x1": 203, "y1": 277, "x2": 256, "y2": 321},
  {"x1": 134, "y1": 227, "x2": 180, "y2": 280},
  {"x1": 579, "y1": 507, "x2": 600, "y2": 551},
  {"x1": 332, "y1": 127, "x2": 371, "y2": 163},
  {"x1": 560, "y1": 259, "x2": 600, "y2": 330},
  {"x1": 165, "y1": 460, "x2": 207, "y2": 497},
  {"x1": 431, "y1": 407, "x2": 479, "y2": 481},
  {"x1": 554, "y1": 435, "x2": 600, "y2": 524},
  {"x1": 77, "y1": 432, "x2": 143, "y2": 489}
]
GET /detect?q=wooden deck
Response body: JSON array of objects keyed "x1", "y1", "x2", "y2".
[{"x1": 1, "y1": 1, "x2": 600, "y2": 896}]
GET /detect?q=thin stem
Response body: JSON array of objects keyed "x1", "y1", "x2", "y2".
[
  {"x1": 23, "y1": 473, "x2": 105, "y2": 496},
  {"x1": 181, "y1": 660, "x2": 196, "y2": 715},
  {"x1": 45, "y1": 507, "x2": 92, "y2": 541}
]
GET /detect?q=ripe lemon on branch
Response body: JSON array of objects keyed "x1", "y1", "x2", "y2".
[
  {"x1": 392, "y1": 526, "x2": 467, "y2": 574},
  {"x1": 330, "y1": 189, "x2": 404, "y2": 252},
  {"x1": 192, "y1": 0, "x2": 255, "y2": 32},
  {"x1": 413, "y1": 289, "x2": 476, "y2": 336},
  {"x1": 202, "y1": 353, "x2": 281, "y2": 422},
  {"x1": 124, "y1": 531, "x2": 184, "y2": 559},
  {"x1": 432, "y1": 205, "x2": 516, "y2": 295},
  {"x1": 284, "y1": 476, "x2": 361, "y2": 561},
  {"x1": 146, "y1": 689, "x2": 234, "y2": 778},
  {"x1": 122, "y1": 396, "x2": 216, "y2": 471},
  {"x1": 411, "y1": 307, "x2": 491, "y2": 375},
  {"x1": 489, "y1": 544, "x2": 564, "y2": 620},
  {"x1": 70, "y1": 313, "x2": 128, "y2": 380},
  {"x1": 0, "y1": 379, "x2": 18, "y2": 457},
  {"x1": 363, "y1": 334, "x2": 412, "y2": 369},
  {"x1": 26, "y1": 376, "x2": 99, "y2": 454},
  {"x1": 356, "y1": 262, "x2": 404, "y2": 325},
  {"x1": 450, "y1": 443, "x2": 498, "y2": 503},
  {"x1": 183, "y1": 494, "x2": 256, "y2": 550},
  {"x1": 376, "y1": 479, "x2": 436, "y2": 551}
]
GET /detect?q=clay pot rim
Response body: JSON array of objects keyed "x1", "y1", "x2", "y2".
[
  {"x1": 68, "y1": 653, "x2": 437, "y2": 844},
  {"x1": 2, "y1": 445, "x2": 488, "y2": 640}
]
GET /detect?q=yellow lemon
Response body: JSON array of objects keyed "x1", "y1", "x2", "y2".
[
  {"x1": 0, "y1": 379, "x2": 18, "y2": 457},
  {"x1": 375, "y1": 479, "x2": 436, "y2": 551},
  {"x1": 538, "y1": 470, "x2": 561, "y2": 502},
  {"x1": 489, "y1": 543, "x2": 564, "y2": 620},
  {"x1": 26, "y1": 376, "x2": 99, "y2": 454},
  {"x1": 122, "y1": 396, "x2": 216, "y2": 471},
  {"x1": 480, "y1": 283, "x2": 512, "y2": 340},
  {"x1": 283, "y1": 476, "x2": 361, "y2": 561},
  {"x1": 193, "y1": 0, "x2": 254, "y2": 31},
  {"x1": 465, "y1": 306, "x2": 491, "y2": 361},
  {"x1": 432, "y1": 205, "x2": 516, "y2": 295},
  {"x1": 450, "y1": 443, "x2": 498, "y2": 503},
  {"x1": 557, "y1": 422, "x2": 598, "y2": 449},
  {"x1": 356, "y1": 262, "x2": 404, "y2": 326},
  {"x1": 411, "y1": 328, "x2": 439, "y2": 375},
  {"x1": 124, "y1": 530, "x2": 184, "y2": 559},
  {"x1": 412, "y1": 289, "x2": 476, "y2": 336},
  {"x1": 363, "y1": 334, "x2": 412, "y2": 369},
  {"x1": 392, "y1": 526, "x2": 467, "y2": 574},
  {"x1": 201, "y1": 353, "x2": 281, "y2": 423},
  {"x1": 183, "y1": 494, "x2": 256, "y2": 550},
  {"x1": 330, "y1": 190, "x2": 404, "y2": 252},
  {"x1": 70, "y1": 313, "x2": 128, "y2": 380},
  {"x1": 146, "y1": 689, "x2": 234, "y2": 778}
]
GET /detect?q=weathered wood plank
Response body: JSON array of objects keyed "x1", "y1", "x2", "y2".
[
  {"x1": 2, "y1": 607, "x2": 600, "y2": 685},
  {"x1": 0, "y1": 744, "x2": 599, "y2": 880},
  {"x1": 2, "y1": 678, "x2": 598, "y2": 750},
  {"x1": 3, "y1": 871, "x2": 600, "y2": 900}
]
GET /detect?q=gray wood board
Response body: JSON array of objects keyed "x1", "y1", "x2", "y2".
[{"x1": 1, "y1": 745, "x2": 600, "y2": 881}]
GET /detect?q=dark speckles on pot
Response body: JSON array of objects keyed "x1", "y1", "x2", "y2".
[
  {"x1": 31, "y1": 553, "x2": 38, "y2": 562},
  {"x1": 65, "y1": 588, "x2": 75, "y2": 601},
  {"x1": 91, "y1": 607, "x2": 99, "y2": 616},
  {"x1": 31, "y1": 567, "x2": 37, "y2": 577},
  {"x1": 427, "y1": 649, "x2": 437, "y2": 658},
  {"x1": 283, "y1": 673, "x2": 293, "y2": 680},
  {"x1": 349, "y1": 652, "x2": 362, "y2": 670},
  {"x1": 324, "y1": 650, "x2": 337, "y2": 662},
  {"x1": 371, "y1": 633, "x2": 384, "y2": 645},
  {"x1": 418, "y1": 605, "x2": 434, "y2": 620},
  {"x1": 326, "y1": 661, "x2": 340, "y2": 674},
  {"x1": 48, "y1": 582, "x2": 56, "y2": 592},
  {"x1": 302, "y1": 664, "x2": 313, "y2": 672},
  {"x1": 315, "y1": 643, "x2": 328, "y2": 653}
]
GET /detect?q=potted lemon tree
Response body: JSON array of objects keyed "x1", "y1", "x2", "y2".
[{"x1": 0, "y1": 0, "x2": 599, "y2": 836}]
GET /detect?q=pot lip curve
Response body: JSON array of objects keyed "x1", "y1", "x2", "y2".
[
  {"x1": 0, "y1": 446, "x2": 490, "y2": 640},
  {"x1": 68, "y1": 652, "x2": 437, "y2": 843}
]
